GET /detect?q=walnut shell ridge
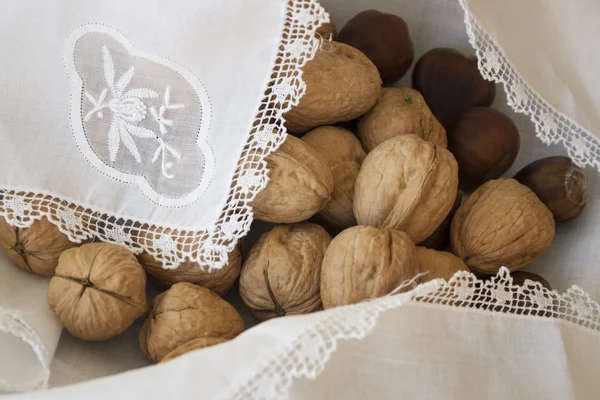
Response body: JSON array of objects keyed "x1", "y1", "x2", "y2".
[
  {"x1": 47, "y1": 243, "x2": 147, "y2": 341},
  {"x1": 160, "y1": 337, "x2": 228, "y2": 363},
  {"x1": 357, "y1": 87, "x2": 447, "y2": 152},
  {"x1": 302, "y1": 126, "x2": 366, "y2": 232},
  {"x1": 252, "y1": 135, "x2": 334, "y2": 223},
  {"x1": 240, "y1": 223, "x2": 331, "y2": 320},
  {"x1": 321, "y1": 226, "x2": 417, "y2": 308},
  {"x1": 0, "y1": 216, "x2": 77, "y2": 276},
  {"x1": 139, "y1": 282, "x2": 244, "y2": 362},
  {"x1": 284, "y1": 41, "x2": 382, "y2": 133},
  {"x1": 415, "y1": 246, "x2": 468, "y2": 283},
  {"x1": 451, "y1": 179, "x2": 555, "y2": 274},
  {"x1": 354, "y1": 135, "x2": 458, "y2": 243}
]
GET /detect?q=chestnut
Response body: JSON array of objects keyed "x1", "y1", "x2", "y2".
[
  {"x1": 514, "y1": 156, "x2": 587, "y2": 221},
  {"x1": 412, "y1": 48, "x2": 496, "y2": 124},
  {"x1": 337, "y1": 9, "x2": 414, "y2": 84},
  {"x1": 510, "y1": 271, "x2": 552, "y2": 291},
  {"x1": 446, "y1": 107, "x2": 520, "y2": 192},
  {"x1": 419, "y1": 189, "x2": 463, "y2": 251}
]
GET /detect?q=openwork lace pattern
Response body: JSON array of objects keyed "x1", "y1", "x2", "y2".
[
  {"x1": 459, "y1": 0, "x2": 600, "y2": 170},
  {"x1": 0, "y1": 308, "x2": 49, "y2": 393},
  {"x1": 219, "y1": 268, "x2": 600, "y2": 400},
  {"x1": 0, "y1": 0, "x2": 328, "y2": 269}
]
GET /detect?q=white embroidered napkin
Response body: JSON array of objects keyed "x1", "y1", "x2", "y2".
[{"x1": 0, "y1": 0, "x2": 327, "y2": 269}]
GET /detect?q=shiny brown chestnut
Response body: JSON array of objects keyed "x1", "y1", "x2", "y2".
[
  {"x1": 419, "y1": 189, "x2": 463, "y2": 251},
  {"x1": 446, "y1": 107, "x2": 520, "y2": 192},
  {"x1": 514, "y1": 156, "x2": 587, "y2": 221},
  {"x1": 337, "y1": 9, "x2": 414, "y2": 84},
  {"x1": 412, "y1": 48, "x2": 496, "y2": 124}
]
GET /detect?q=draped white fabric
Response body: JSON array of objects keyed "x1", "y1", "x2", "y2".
[
  {"x1": 4, "y1": 0, "x2": 600, "y2": 398},
  {"x1": 0, "y1": 0, "x2": 327, "y2": 270}
]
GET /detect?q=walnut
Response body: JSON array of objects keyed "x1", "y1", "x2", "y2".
[
  {"x1": 419, "y1": 189, "x2": 463, "y2": 251},
  {"x1": 284, "y1": 41, "x2": 382, "y2": 133},
  {"x1": 0, "y1": 217, "x2": 78, "y2": 276},
  {"x1": 451, "y1": 179, "x2": 555, "y2": 274},
  {"x1": 251, "y1": 135, "x2": 334, "y2": 223},
  {"x1": 139, "y1": 282, "x2": 244, "y2": 362},
  {"x1": 239, "y1": 223, "x2": 330, "y2": 320},
  {"x1": 321, "y1": 226, "x2": 417, "y2": 308},
  {"x1": 415, "y1": 246, "x2": 468, "y2": 282},
  {"x1": 302, "y1": 126, "x2": 366, "y2": 232},
  {"x1": 46, "y1": 243, "x2": 147, "y2": 341},
  {"x1": 354, "y1": 135, "x2": 459, "y2": 243},
  {"x1": 357, "y1": 88, "x2": 447, "y2": 152},
  {"x1": 160, "y1": 337, "x2": 228, "y2": 363},
  {"x1": 138, "y1": 243, "x2": 242, "y2": 296}
]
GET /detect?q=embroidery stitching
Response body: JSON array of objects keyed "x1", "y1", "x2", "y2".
[
  {"x1": 65, "y1": 24, "x2": 214, "y2": 206},
  {"x1": 83, "y1": 47, "x2": 183, "y2": 176}
]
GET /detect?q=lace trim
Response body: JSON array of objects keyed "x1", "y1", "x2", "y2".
[
  {"x1": 459, "y1": 0, "x2": 600, "y2": 169},
  {"x1": 0, "y1": 308, "x2": 49, "y2": 393},
  {"x1": 0, "y1": 0, "x2": 329, "y2": 269},
  {"x1": 219, "y1": 268, "x2": 600, "y2": 400}
]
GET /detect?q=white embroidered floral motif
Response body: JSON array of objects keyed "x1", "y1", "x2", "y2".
[
  {"x1": 83, "y1": 46, "x2": 185, "y2": 176},
  {"x1": 67, "y1": 25, "x2": 214, "y2": 205},
  {"x1": 150, "y1": 87, "x2": 184, "y2": 178}
]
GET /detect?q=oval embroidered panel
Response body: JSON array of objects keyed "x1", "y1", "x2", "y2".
[{"x1": 65, "y1": 24, "x2": 214, "y2": 207}]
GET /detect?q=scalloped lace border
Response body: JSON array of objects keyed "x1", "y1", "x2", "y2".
[
  {"x1": 459, "y1": 0, "x2": 600, "y2": 170},
  {"x1": 218, "y1": 267, "x2": 600, "y2": 400},
  {"x1": 0, "y1": 0, "x2": 329, "y2": 270},
  {"x1": 0, "y1": 308, "x2": 49, "y2": 393}
]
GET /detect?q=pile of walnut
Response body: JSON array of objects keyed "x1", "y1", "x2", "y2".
[
  {"x1": 0, "y1": 218, "x2": 246, "y2": 363},
  {"x1": 247, "y1": 8, "x2": 588, "y2": 311},
  {"x1": 0, "y1": 9, "x2": 588, "y2": 363}
]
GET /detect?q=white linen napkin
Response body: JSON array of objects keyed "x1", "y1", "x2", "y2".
[{"x1": 0, "y1": 254, "x2": 61, "y2": 393}]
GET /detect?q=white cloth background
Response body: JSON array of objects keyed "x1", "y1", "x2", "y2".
[
  {"x1": 0, "y1": 255, "x2": 61, "y2": 392},
  {"x1": 4, "y1": 0, "x2": 600, "y2": 399}
]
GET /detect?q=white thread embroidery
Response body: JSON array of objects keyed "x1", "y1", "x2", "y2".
[
  {"x1": 65, "y1": 24, "x2": 214, "y2": 206},
  {"x1": 83, "y1": 47, "x2": 184, "y2": 175},
  {"x1": 150, "y1": 87, "x2": 184, "y2": 178}
]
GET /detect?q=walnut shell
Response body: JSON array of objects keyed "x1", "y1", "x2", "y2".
[
  {"x1": 138, "y1": 243, "x2": 241, "y2": 296},
  {"x1": 251, "y1": 135, "x2": 334, "y2": 223},
  {"x1": 302, "y1": 126, "x2": 366, "y2": 232},
  {"x1": 354, "y1": 135, "x2": 459, "y2": 243},
  {"x1": 47, "y1": 243, "x2": 147, "y2": 341},
  {"x1": 284, "y1": 41, "x2": 382, "y2": 133},
  {"x1": 321, "y1": 226, "x2": 417, "y2": 308},
  {"x1": 0, "y1": 217, "x2": 77, "y2": 276},
  {"x1": 357, "y1": 88, "x2": 447, "y2": 152},
  {"x1": 415, "y1": 247, "x2": 468, "y2": 283},
  {"x1": 239, "y1": 223, "x2": 331, "y2": 320},
  {"x1": 419, "y1": 189, "x2": 463, "y2": 251},
  {"x1": 451, "y1": 179, "x2": 555, "y2": 274},
  {"x1": 160, "y1": 337, "x2": 228, "y2": 363},
  {"x1": 139, "y1": 282, "x2": 244, "y2": 362}
]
